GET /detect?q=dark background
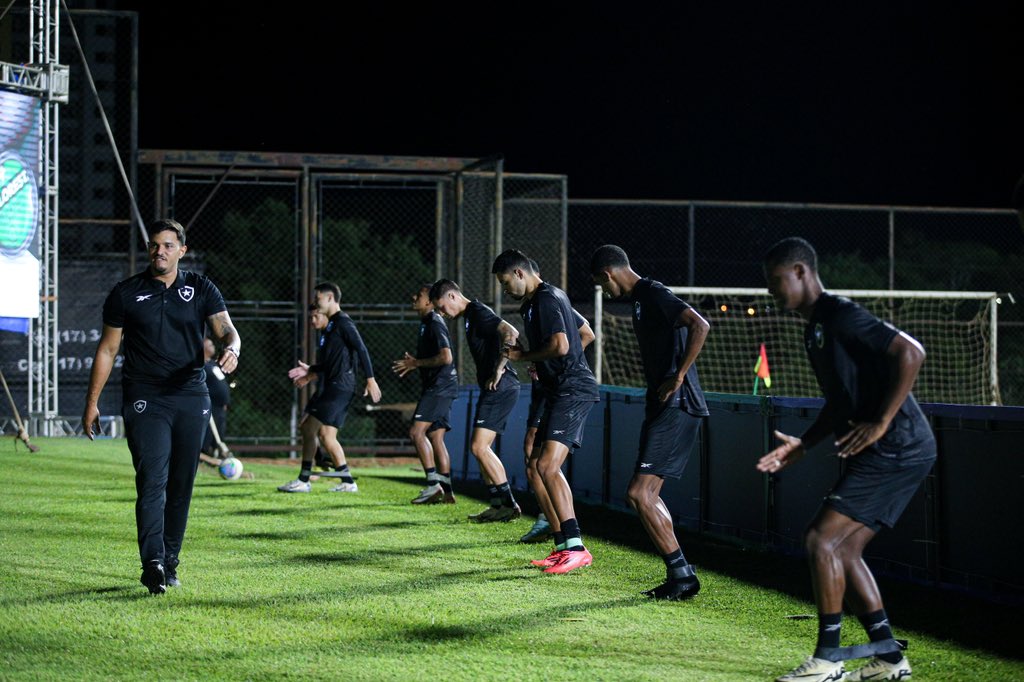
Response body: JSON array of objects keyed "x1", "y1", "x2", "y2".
[{"x1": 111, "y1": 2, "x2": 1023, "y2": 208}]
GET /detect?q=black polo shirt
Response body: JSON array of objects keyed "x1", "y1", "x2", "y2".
[
  {"x1": 309, "y1": 311, "x2": 375, "y2": 392},
  {"x1": 464, "y1": 300, "x2": 518, "y2": 390},
  {"x1": 630, "y1": 278, "x2": 709, "y2": 416},
  {"x1": 522, "y1": 282, "x2": 598, "y2": 401},
  {"x1": 805, "y1": 292, "x2": 929, "y2": 438},
  {"x1": 417, "y1": 310, "x2": 458, "y2": 397},
  {"x1": 102, "y1": 269, "x2": 226, "y2": 392},
  {"x1": 519, "y1": 300, "x2": 588, "y2": 400}
]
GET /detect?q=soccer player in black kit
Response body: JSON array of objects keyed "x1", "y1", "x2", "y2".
[
  {"x1": 494, "y1": 250, "x2": 600, "y2": 574},
  {"x1": 760, "y1": 238, "x2": 929, "y2": 682},
  {"x1": 281, "y1": 282, "x2": 381, "y2": 493},
  {"x1": 429, "y1": 279, "x2": 522, "y2": 522},
  {"x1": 393, "y1": 284, "x2": 458, "y2": 505},
  {"x1": 590, "y1": 245, "x2": 710, "y2": 600},
  {"x1": 82, "y1": 219, "x2": 241, "y2": 595}
]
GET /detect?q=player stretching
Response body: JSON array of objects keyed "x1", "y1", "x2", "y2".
[
  {"x1": 591, "y1": 245, "x2": 710, "y2": 599},
  {"x1": 279, "y1": 282, "x2": 381, "y2": 493},
  {"x1": 393, "y1": 284, "x2": 458, "y2": 505},
  {"x1": 761, "y1": 238, "x2": 929, "y2": 682},
  {"x1": 494, "y1": 250, "x2": 600, "y2": 574},
  {"x1": 430, "y1": 279, "x2": 522, "y2": 522}
]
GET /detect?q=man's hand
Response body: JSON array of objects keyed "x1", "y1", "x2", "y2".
[
  {"x1": 487, "y1": 367, "x2": 506, "y2": 391},
  {"x1": 656, "y1": 375, "x2": 683, "y2": 403},
  {"x1": 82, "y1": 404, "x2": 100, "y2": 441},
  {"x1": 364, "y1": 377, "x2": 382, "y2": 403},
  {"x1": 505, "y1": 346, "x2": 524, "y2": 362},
  {"x1": 756, "y1": 430, "x2": 806, "y2": 473},
  {"x1": 392, "y1": 352, "x2": 418, "y2": 378},
  {"x1": 218, "y1": 347, "x2": 240, "y2": 374},
  {"x1": 836, "y1": 420, "x2": 889, "y2": 458}
]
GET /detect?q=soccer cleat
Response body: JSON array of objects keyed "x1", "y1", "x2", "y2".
[
  {"x1": 468, "y1": 504, "x2": 521, "y2": 523},
  {"x1": 642, "y1": 576, "x2": 701, "y2": 601},
  {"x1": 411, "y1": 483, "x2": 444, "y2": 505},
  {"x1": 519, "y1": 515, "x2": 553, "y2": 543},
  {"x1": 846, "y1": 656, "x2": 912, "y2": 681},
  {"x1": 774, "y1": 656, "x2": 845, "y2": 682},
  {"x1": 531, "y1": 549, "x2": 568, "y2": 567},
  {"x1": 543, "y1": 548, "x2": 593, "y2": 574},
  {"x1": 441, "y1": 492, "x2": 457, "y2": 504},
  {"x1": 277, "y1": 479, "x2": 312, "y2": 493},
  {"x1": 328, "y1": 481, "x2": 359, "y2": 493},
  {"x1": 165, "y1": 555, "x2": 180, "y2": 588},
  {"x1": 140, "y1": 560, "x2": 166, "y2": 595}
]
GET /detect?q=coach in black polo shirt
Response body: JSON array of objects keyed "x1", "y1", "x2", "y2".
[
  {"x1": 83, "y1": 219, "x2": 241, "y2": 595},
  {"x1": 591, "y1": 245, "x2": 710, "y2": 600},
  {"x1": 494, "y1": 249, "x2": 600, "y2": 575},
  {"x1": 758, "y1": 237, "x2": 929, "y2": 682}
]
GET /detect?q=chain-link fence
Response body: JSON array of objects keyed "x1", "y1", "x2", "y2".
[{"x1": 570, "y1": 200, "x2": 1024, "y2": 405}]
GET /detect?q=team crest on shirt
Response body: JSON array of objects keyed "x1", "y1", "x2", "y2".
[
  {"x1": 526, "y1": 306, "x2": 533, "y2": 322},
  {"x1": 465, "y1": 319, "x2": 470, "y2": 331},
  {"x1": 177, "y1": 286, "x2": 194, "y2": 302},
  {"x1": 327, "y1": 321, "x2": 334, "y2": 332},
  {"x1": 814, "y1": 323, "x2": 825, "y2": 348},
  {"x1": 319, "y1": 335, "x2": 325, "y2": 347},
  {"x1": 133, "y1": 400, "x2": 147, "y2": 413},
  {"x1": 634, "y1": 302, "x2": 642, "y2": 320}
]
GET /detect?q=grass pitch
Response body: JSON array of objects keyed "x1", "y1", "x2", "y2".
[{"x1": 1, "y1": 438, "x2": 1020, "y2": 681}]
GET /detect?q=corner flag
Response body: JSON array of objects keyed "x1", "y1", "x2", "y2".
[{"x1": 753, "y1": 343, "x2": 771, "y2": 395}]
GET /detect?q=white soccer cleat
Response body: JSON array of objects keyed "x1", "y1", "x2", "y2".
[
  {"x1": 847, "y1": 656, "x2": 912, "y2": 681},
  {"x1": 328, "y1": 481, "x2": 359, "y2": 493},
  {"x1": 411, "y1": 483, "x2": 443, "y2": 505},
  {"x1": 774, "y1": 656, "x2": 845, "y2": 682},
  {"x1": 277, "y1": 479, "x2": 311, "y2": 493}
]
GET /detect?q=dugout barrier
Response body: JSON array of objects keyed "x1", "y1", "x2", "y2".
[{"x1": 447, "y1": 385, "x2": 1024, "y2": 598}]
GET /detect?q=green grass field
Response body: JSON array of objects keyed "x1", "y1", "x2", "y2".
[{"x1": 1, "y1": 438, "x2": 1020, "y2": 681}]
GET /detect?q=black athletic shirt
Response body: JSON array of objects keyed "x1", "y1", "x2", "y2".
[
  {"x1": 464, "y1": 300, "x2": 518, "y2": 391},
  {"x1": 519, "y1": 300, "x2": 588, "y2": 401},
  {"x1": 309, "y1": 311, "x2": 375, "y2": 392},
  {"x1": 522, "y1": 282, "x2": 599, "y2": 401},
  {"x1": 805, "y1": 292, "x2": 929, "y2": 440},
  {"x1": 417, "y1": 310, "x2": 458, "y2": 397},
  {"x1": 630, "y1": 278, "x2": 709, "y2": 416},
  {"x1": 102, "y1": 269, "x2": 226, "y2": 392}
]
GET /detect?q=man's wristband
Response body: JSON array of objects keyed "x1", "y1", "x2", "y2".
[{"x1": 225, "y1": 347, "x2": 240, "y2": 358}]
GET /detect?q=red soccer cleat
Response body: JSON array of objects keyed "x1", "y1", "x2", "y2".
[
  {"x1": 543, "y1": 548, "x2": 593, "y2": 574},
  {"x1": 531, "y1": 549, "x2": 567, "y2": 567}
]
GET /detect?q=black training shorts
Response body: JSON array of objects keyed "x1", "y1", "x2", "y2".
[{"x1": 634, "y1": 405, "x2": 701, "y2": 479}]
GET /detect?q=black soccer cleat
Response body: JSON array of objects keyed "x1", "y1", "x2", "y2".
[
  {"x1": 165, "y1": 555, "x2": 180, "y2": 588},
  {"x1": 140, "y1": 559, "x2": 166, "y2": 595},
  {"x1": 643, "y1": 576, "x2": 701, "y2": 601}
]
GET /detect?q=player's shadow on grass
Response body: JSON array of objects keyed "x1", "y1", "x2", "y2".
[
  {"x1": 290, "y1": 541, "x2": 491, "y2": 566},
  {"x1": 227, "y1": 506, "x2": 304, "y2": 517},
  {"x1": 231, "y1": 527, "x2": 335, "y2": 541},
  {"x1": 0, "y1": 584, "x2": 134, "y2": 607}
]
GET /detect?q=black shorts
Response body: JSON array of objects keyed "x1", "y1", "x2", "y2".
[
  {"x1": 823, "y1": 440, "x2": 937, "y2": 532},
  {"x1": 304, "y1": 385, "x2": 354, "y2": 429},
  {"x1": 635, "y1": 406, "x2": 701, "y2": 479},
  {"x1": 414, "y1": 393, "x2": 455, "y2": 433},
  {"x1": 473, "y1": 386, "x2": 520, "y2": 434},
  {"x1": 538, "y1": 396, "x2": 596, "y2": 450},
  {"x1": 527, "y1": 387, "x2": 548, "y2": 430}
]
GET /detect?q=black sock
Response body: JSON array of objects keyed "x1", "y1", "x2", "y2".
[
  {"x1": 424, "y1": 467, "x2": 437, "y2": 486},
  {"x1": 298, "y1": 461, "x2": 313, "y2": 482},
  {"x1": 858, "y1": 609, "x2": 902, "y2": 663},
  {"x1": 487, "y1": 485, "x2": 500, "y2": 507},
  {"x1": 553, "y1": 531, "x2": 566, "y2": 547},
  {"x1": 496, "y1": 482, "x2": 516, "y2": 507},
  {"x1": 437, "y1": 472, "x2": 452, "y2": 494},
  {"x1": 560, "y1": 518, "x2": 585, "y2": 551},
  {"x1": 334, "y1": 463, "x2": 354, "y2": 484},
  {"x1": 662, "y1": 548, "x2": 694, "y2": 581},
  {"x1": 815, "y1": 612, "x2": 842, "y2": 653}
]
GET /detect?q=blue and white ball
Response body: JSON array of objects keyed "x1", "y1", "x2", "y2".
[{"x1": 218, "y1": 457, "x2": 243, "y2": 481}]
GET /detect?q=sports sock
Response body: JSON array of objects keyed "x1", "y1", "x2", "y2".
[
  {"x1": 553, "y1": 531, "x2": 566, "y2": 550},
  {"x1": 858, "y1": 609, "x2": 902, "y2": 663},
  {"x1": 334, "y1": 463, "x2": 354, "y2": 484},
  {"x1": 560, "y1": 518, "x2": 585, "y2": 551},
  {"x1": 662, "y1": 548, "x2": 693, "y2": 580},
  {"x1": 298, "y1": 461, "x2": 313, "y2": 483},
  {"x1": 496, "y1": 482, "x2": 516, "y2": 507},
  {"x1": 815, "y1": 612, "x2": 842, "y2": 653},
  {"x1": 424, "y1": 467, "x2": 437, "y2": 486},
  {"x1": 487, "y1": 485, "x2": 500, "y2": 507},
  {"x1": 436, "y1": 472, "x2": 453, "y2": 494}
]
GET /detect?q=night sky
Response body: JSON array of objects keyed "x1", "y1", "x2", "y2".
[{"x1": 113, "y1": 3, "x2": 1021, "y2": 208}]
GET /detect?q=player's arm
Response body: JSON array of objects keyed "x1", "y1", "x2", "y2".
[
  {"x1": 836, "y1": 331, "x2": 925, "y2": 457},
  {"x1": 487, "y1": 320, "x2": 519, "y2": 390},
  {"x1": 578, "y1": 319, "x2": 595, "y2": 350},
  {"x1": 507, "y1": 331, "x2": 568, "y2": 363},
  {"x1": 340, "y1": 318, "x2": 381, "y2": 403},
  {"x1": 207, "y1": 310, "x2": 241, "y2": 374},
  {"x1": 393, "y1": 348, "x2": 452, "y2": 378},
  {"x1": 756, "y1": 402, "x2": 834, "y2": 473},
  {"x1": 82, "y1": 324, "x2": 123, "y2": 440},
  {"x1": 656, "y1": 307, "x2": 710, "y2": 403}
]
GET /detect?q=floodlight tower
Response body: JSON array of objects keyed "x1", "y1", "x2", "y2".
[{"x1": 0, "y1": 0, "x2": 69, "y2": 434}]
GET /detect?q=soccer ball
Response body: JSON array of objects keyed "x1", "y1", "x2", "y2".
[{"x1": 218, "y1": 457, "x2": 243, "y2": 481}]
